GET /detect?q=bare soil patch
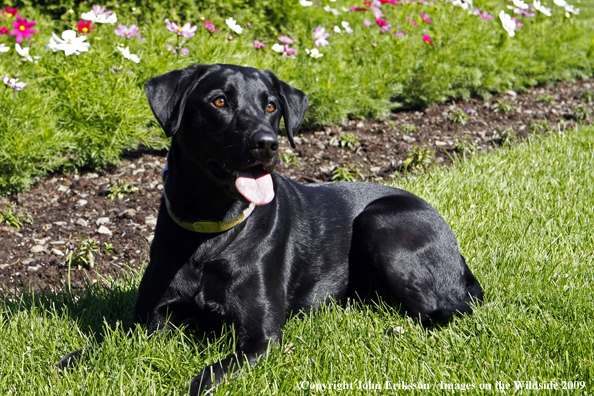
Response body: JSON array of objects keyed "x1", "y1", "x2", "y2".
[{"x1": 1, "y1": 78, "x2": 593, "y2": 294}]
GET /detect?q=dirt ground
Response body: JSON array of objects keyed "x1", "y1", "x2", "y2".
[{"x1": 1, "y1": 77, "x2": 593, "y2": 294}]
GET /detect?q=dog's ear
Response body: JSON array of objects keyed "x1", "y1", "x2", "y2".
[
  {"x1": 144, "y1": 64, "x2": 209, "y2": 137},
  {"x1": 263, "y1": 70, "x2": 309, "y2": 149}
]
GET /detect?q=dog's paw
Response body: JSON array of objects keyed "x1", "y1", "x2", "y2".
[{"x1": 55, "y1": 348, "x2": 85, "y2": 372}]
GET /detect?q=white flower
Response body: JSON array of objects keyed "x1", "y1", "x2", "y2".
[
  {"x1": 533, "y1": 0, "x2": 552, "y2": 16},
  {"x1": 15, "y1": 44, "x2": 40, "y2": 63},
  {"x1": 323, "y1": 5, "x2": 340, "y2": 15},
  {"x1": 305, "y1": 48, "x2": 324, "y2": 58},
  {"x1": 553, "y1": 0, "x2": 567, "y2": 6},
  {"x1": 116, "y1": 46, "x2": 140, "y2": 63},
  {"x1": 499, "y1": 10, "x2": 516, "y2": 37},
  {"x1": 3, "y1": 75, "x2": 27, "y2": 91},
  {"x1": 452, "y1": 0, "x2": 471, "y2": 10},
  {"x1": 225, "y1": 18, "x2": 243, "y2": 34},
  {"x1": 299, "y1": 0, "x2": 313, "y2": 6},
  {"x1": 271, "y1": 43, "x2": 285, "y2": 53},
  {"x1": 565, "y1": 4, "x2": 580, "y2": 14},
  {"x1": 46, "y1": 30, "x2": 91, "y2": 56},
  {"x1": 81, "y1": 9, "x2": 117, "y2": 24},
  {"x1": 341, "y1": 21, "x2": 354, "y2": 34},
  {"x1": 513, "y1": 0, "x2": 529, "y2": 9},
  {"x1": 333, "y1": 25, "x2": 342, "y2": 33},
  {"x1": 0, "y1": 44, "x2": 10, "y2": 53}
]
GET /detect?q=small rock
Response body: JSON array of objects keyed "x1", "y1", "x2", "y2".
[
  {"x1": 57, "y1": 185, "x2": 69, "y2": 193},
  {"x1": 146, "y1": 234, "x2": 155, "y2": 245},
  {"x1": 51, "y1": 249, "x2": 64, "y2": 257},
  {"x1": 31, "y1": 245, "x2": 47, "y2": 254},
  {"x1": 118, "y1": 209, "x2": 137, "y2": 219},
  {"x1": 27, "y1": 265, "x2": 41, "y2": 272},
  {"x1": 0, "y1": 264, "x2": 11, "y2": 270},
  {"x1": 14, "y1": 232, "x2": 23, "y2": 238},
  {"x1": 76, "y1": 199, "x2": 88, "y2": 207},
  {"x1": 54, "y1": 221, "x2": 67, "y2": 227},
  {"x1": 75, "y1": 218, "x2": 89, "y2": 227},
  {"x1": 145, "y1": 216, "x2": 157, "y2": 227},
  {"x1": 21, "y1": 258, "x2": 34, "y2": 266},
  {"x1": 370, "y1": 166, "x2": 382, "y2": 173},
  {"x1": 86, "y1": 172, "x2": 99, "y2": 179},
  {"x1": 402, "y1": 135, "x2": 416, "y2": 143},
  {"x1": 50, "y1": 240, "x2": 66, "y2": 245},
  {"x1": 435, "y1": 140, "x2": 448, "y2": 146},
  {"x1": 97, "y1": 225, "x2": 113, "y2": 235},
  {"x1": 96, "y1": 217, "x2": 110, "y2": 226}
]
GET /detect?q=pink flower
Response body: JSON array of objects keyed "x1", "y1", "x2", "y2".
[
  {"x1": 363, "y1": 20, "x2": 373, "y2": 27},
  {"x1": 350, "y1": 6, "x2": 369, "y2": 11},
  {"x1": 420, "y1": 11, "x2": 432, "y2": 23},
  {"x1": 92, "y1": 5, "x2": 113, "y2": 18},
  {"x1": 395, "y1": 31, "x2": 405, "y2": 37},
  {"x1": 165, "y1": 18, "x2": 197, "y2": 38},
  {"x1": 278, "y1": 36, "x2": 293, "y2": 45},
  {"x1": 253, "y1": 40, "x2": 266, "y2": 49},
  {"x1": 313, "y1": 26, "x2": 329, "y2": 47},
  {"x1": 372, "y1": 7, "x2": 384, "y2": 19},
  {"x1": 3, "y1": 75, "x2": 26, "y2": 91},
  {"x1": 0, "y1": 27, "x2": 10, "y2": 36},
  {"x1": 375, "y1": 18, "x2": 387, "y2": 27},
  {"x1": 114, "y1": 24, "x2": 138, "y2": 38},
  {"x1": 422, "y1": 34, "x2": 432, "y2": 44},
  {"x1": 406, "y1": 16, "x2": 417, "y2": 27},
  {"x1": 512, "y1": 17, "x2": 524, "y2": 28},
  {"x1": 3, "y1": 6, "x2": 18, "y2": 17},
  {"x1": 228, "y1": 34, "x2": 233, "y2": 40},
  {"x1": 480, "y1": 10, "x2": 494, "y2": 20},
  {"x1": 204, "y1": 20, "x2": 217, "y2": 33},
  {"x1": 10, "y1": 15, "x2": 37, "y2": 44},
  {"x1": 284, "y1": 45, "x2": 296, "y2": 55}
]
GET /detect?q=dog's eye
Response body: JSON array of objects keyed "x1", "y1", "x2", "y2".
[
  {"x1": 213, "y1": 97, "x2": 226, "y2": 108},
  {"x1": 267, "y1": 102, "x2": 276, "y2": 113}
]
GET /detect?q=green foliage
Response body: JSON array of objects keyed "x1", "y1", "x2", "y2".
[
  {"x1": 103, "y1": 242, "x2": 115, "y2": 254},
  {"x1": 1, "y1": 0, "x2": 594, "y2": 194},
  {"x1": 449, "y1": 109, "x2": 470, "y2": 125},
  {"x1": 493, "y1": 99, "x2": 515, "y2": 114},
  {"x1": 0, "y1": 201, "x2": 33, "y2": 228},
  {"x1": 536, "y1": 94, "x2": 555, "y2": 104},
  {"x1": 400, "y1": 123, "x2": 419, "y2": 134},
  {"x1": 579, "y1": 90, "x2": 594, "y2": 103},
  {"x1": 279, "y1": 152, "x2": 299, "y2": 167},
  {"x1": 530, "y1": 119, "x2": 552, "y2": 134},
  {"x1": 452, "y1": 135, "x2": 477, "y2": 155},
  {"x1": 332, "y1": 165, "x2": 363, "y2": 182},
  {"x1": 495, "y1": 128, "x2": 516, "y2": 146},
  {"x1": 573, "y1": 103, "x2": 591, "y2": 122},
  {"x1": 403, "y1": 146, "x2": 434, "y2": 170},
  {"x1": 108, "y1": 180, "x2": 138, "y2": 200},
  {"x1": 337, "y1": 133, "x2": 360, "y2": 149}
]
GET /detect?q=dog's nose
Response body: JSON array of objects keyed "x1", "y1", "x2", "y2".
[{"x1": 250, "y1": 131, "x2": 279, "y2": 159}]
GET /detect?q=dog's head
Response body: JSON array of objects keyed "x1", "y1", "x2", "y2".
[{"x1": 145, "y1": 64, "x2": 308, "y2": 206}]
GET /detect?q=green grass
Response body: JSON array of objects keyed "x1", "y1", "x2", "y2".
[
  {"x1": 1, "y1": 0, "x2": 594, "y2": 194},
  {"x1": 2, "y1": 125, "x2": 593, "y2": 394}
]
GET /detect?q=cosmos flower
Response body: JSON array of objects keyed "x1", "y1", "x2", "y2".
[
  {"x1": 165, "y1": 19, "x2": 198, "y2": 38},
  {"x1": 278, "y1": 36, "x2": 294, "y2": 45},
  {"x1": 114, "y1": 24, "x2": 139, "y2": 38},
  {"x1": 305, "y1": 48, "x2": 324, "y2": 58},
  {"x1": 533, "y1": 0, "x2": 552, "y2": 15},
  {"x1": 0, "y1": 43, "x2": 10, "y2": 53},
  {"x1": 225, "y1": 17, "x2": 243, "y2": 34},
  {"x1": 499, "y1": 10, "x2": 516, "y2": 37},
  {"x1": 116, "y1": 46, "x2": 140, "y2": 63},
  {"x1": 81, "y1": 5, "x2": 117, "y2": 24},
  {"x1": 253, "y1": 40, "x2": 266, "y2": 49},
  {"x1": 9, "y1": 15, "x2": 37, "y2": 44},
  {"x1": 313, "y1": 26, "x2": 330, "y2": 47},
  {"x1": 3, "y1": 75, "x2": 27, "y2": 91},
  {"x1": 77, "y1": 20, "x2": 96, "y2": 34},
  {"x1": 46, "y1": 30, "x2": 91, "y2": 55}
]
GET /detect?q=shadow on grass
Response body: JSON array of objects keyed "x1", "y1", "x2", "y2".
[{"x1": 0, "y1": 268, "x2": 140, "y2": 342}]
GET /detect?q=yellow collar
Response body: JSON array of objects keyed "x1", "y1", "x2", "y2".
[
  {"x1": 163, "y1": 190, "x2": 256, "y2": 233},
  {"x1": 162, "y1": 164, "x2": 256, "y2": 233}
]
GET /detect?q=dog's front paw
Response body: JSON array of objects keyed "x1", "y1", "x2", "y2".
[
  {"x1": 184, "y1": 365, "x2": 223, "y2": 396},
  {"x1": 55, "y1": 349, "x2": 85, "y2": 372}
]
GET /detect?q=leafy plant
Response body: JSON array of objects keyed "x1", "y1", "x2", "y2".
[
  {"x1": 279, "y1": 152, "x2": 299, "y2": 167},
  {"x1": 65, "y1": 236, "x2": 100, "y2": 294},
  {"x1": 108, "y1": 180, "x2": 138, "y2": 200},
  {"x1": 104, "y1": 242, "x2": 115, "y2": 254},
  {"x1": 579, "y1": 90, "x2": 594, "y2": 103},
  {"x1": 494, "y1": 128, "x2": 516, "y2": 146},
  {"x1": 449, "y1": 109, "x2": 470, "y2": 125},
  {"x1": 452, "y1": 136, "x2": 477, "y2": 155},
  {"x1": 493, "y1": 100, "x2": 515, "y2": 114},
  {"x1": 400, "y1": 124, "x2": 419, "y2": 134},
  {"x1": 0, "y1": 202, "x2": 33, "y2": 228},
  {"x1": 530, "y1": 120, "x2": 551, "y2": 134},
  {"x1": 536, "y1": 94, "x2": 555, "y2": 104},
  {"x1": 330, "y1": 133, "x2": 360, "y2": 149},
  {"x1": 332, "y1": 165, "x2": 363, "y2": 182},
  {"x1": 403, "y1": 147, "x2": 434, "y2": 170},
  {"x1": 573, "y1": 104, "x2": 591, "y2": 122}
]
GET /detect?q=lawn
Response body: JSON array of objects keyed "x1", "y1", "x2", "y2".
[{"x1": 1, "y1": 124, "x2": 592, "y2": 394}]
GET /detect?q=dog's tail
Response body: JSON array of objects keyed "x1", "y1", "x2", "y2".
[{"x1": 424, "y1": 255, "x2": 483, "y2": 327}]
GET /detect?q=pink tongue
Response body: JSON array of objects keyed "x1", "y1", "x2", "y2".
[{"x1": 235, "y1": 167, "x2": 274, "y2": 206}]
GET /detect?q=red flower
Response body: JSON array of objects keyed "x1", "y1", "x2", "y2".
[
  {"x1": 9, "y1": 15, "x2": 37, "y2": 44},
  {"x1": 0, "y1": 27, "x2": 9, "y2": 36},
  {"x1": 422, "y1": 34, "x2": 432, "y2": 44},
  {"x1": 77, "y1": 20, "x2": 95, "y2": 34},
  {"x1": 375, "y1": 18, "x2": 387, "y2": 27},
  {"x1": 363, "y1": 1, "x2": 372, "y2": 6},
  {"x1": 3, "y1": 6, "x2": 18, "y2": 17}
]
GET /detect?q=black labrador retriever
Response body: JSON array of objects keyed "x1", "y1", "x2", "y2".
[{"x1": 58, "y1": 64, "x2": 483, "y2": 395}]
